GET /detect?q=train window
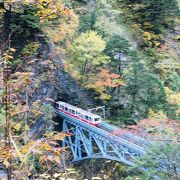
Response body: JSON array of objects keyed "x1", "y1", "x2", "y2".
[
  {"x1": 94, "y1": 118, "x2": 100, "y2": 122},
  {"x1": 85, "y1": 116, "x2": 89, "y2": 120},
  {"x1": 89, "y1": 117, "x2": 92, "y2": 121},
  {"x1": 65, "y1": 107, "x2": 68, "y2": 111},
  {"x1": 72, "y1": 110, "x2": 75, "y2": 114}
]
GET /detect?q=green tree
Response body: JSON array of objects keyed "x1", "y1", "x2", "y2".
[
  {"x1": 78, "y1": 11, "x2": 97, "y2": 33},
  {"x1": 125, "y1": 57, "x2": 167, "y2": 119},
  {"x1": 68, "y1": 31, "x2": 109, "y2": 77},
  {"x1": 105, "y1": 35, "x2": 132, "y2": 75},
  {"x1": 112, "y1": 0, "x2": 179, "y2": 47}
]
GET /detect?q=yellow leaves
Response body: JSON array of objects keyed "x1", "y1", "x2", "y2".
[
  {"x1": 165, "y1": 87, "x2": 180, "y2": 105},
  {"x1": 143, "y1": 31, "x2": 151, "y2": 41},
  {"x1": 20, "y1": 141, "x2": 35, "y2": 154},
  {"x1": 72, "y1": 31, "x2": 106, "y2": 53},
  {"x1": 7, "y1": 55, "x2": 14, "y2": 60},
  {"x1": 31, "y1": 100, "x2": 42, "y2": 116},
  {"x1": 154, "y1": 41, "x2": 160, "y2": 47},
  {"x1": 132, "y1": 23, "x2": 141, "y2": 30},
  {"x1": 165, "y1": 87, "x2": 180, "y2": 116},
  {"x1": 143, "y1": 31, "x2": 162, "y2": 47},
  {"x1": 14, "y1": 123, "x2": 21, "y2": 131},
  {"x1": 35, "y1": 0, "x2": 72, "y2": 24},
  {"x1": 148, "y1": 109, "x2": 167, "y2": 120},
  {"x1": 40, "y1": 5, "x2": 79, "y2": 55},
  {"x1": 10, "y1": 72, "x2": 33, "y2": 92},
  {"x1": 3, "y1": 51, "x2": 14, "y2": 62},
  {"x1": 25, "y1": 125, "x2": 30, "y2": 131},
  {"x1": 69, "y1": 31, "x2": 109, "y2": 75}
]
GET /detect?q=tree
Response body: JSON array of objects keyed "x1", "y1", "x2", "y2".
[
  {"x1": 125, "y1": 115, "x2": 180, "y2": 180},
  {"x1": 86, "y1": 69, "x2": 124, "y2": 100},
  {"x1": 105, "y1": 35, "x2": 132, "y2": 75},
  {"x1": 112, "y1": 0, "x2": 179, "y2": 47},
  {"x1": 0, "y1": 1, "x2": 78, "y2": 178},
  {"x1": 67, "y1": 31, "x2": 109, "y2": 77},
  {"x1": 165, "y1": 87, "x2": 180, "y2": 119},
  {"x1": 125, "y1": 57, "x2": 167, "y2": 120},
  {"x1": 78, "y1": 11, "x2": 97, "y2": 33}
]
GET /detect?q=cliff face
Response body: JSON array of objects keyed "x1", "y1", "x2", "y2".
[{"x1": 27, "y1": 35, "x2": 95, "y2": 108}]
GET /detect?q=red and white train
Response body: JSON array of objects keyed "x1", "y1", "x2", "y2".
[{"x1": 55, "y1": 101, "x2": 102, "y2": 126}]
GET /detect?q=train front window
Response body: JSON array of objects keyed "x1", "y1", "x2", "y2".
[{"x1": 94, "y1": 118, "x2": 100, "y2": 122}]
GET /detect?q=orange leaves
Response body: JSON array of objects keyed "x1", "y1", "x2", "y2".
[
  {"x1": 0, "y1": 132, "x2": 67, "y2": 170},
  {"x1": 20, "y1": 141, "x2": 36, "y2": 154},
  {"x1": 97, "y1": 69, "x2": 122, "y2": 88},
  {"x1": 88, "y1": 69, "x2": 123, "y2": 89},
  {"x1": 86, "y1": 69, "x2": 124, "y2": 100},
  {"x1": 126, "y1": 116, "x2": 180, "y2": 142},
  {"x1": 0, "y1": 146, "x2": 11, "y2": 167},
  {"x1": 39, "y1": 154, "x2": 61, "y2": 165}
]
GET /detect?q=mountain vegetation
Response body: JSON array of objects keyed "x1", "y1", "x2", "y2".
[{"x1": 0, "y1": 0, "x2": 179, "y2": 179}]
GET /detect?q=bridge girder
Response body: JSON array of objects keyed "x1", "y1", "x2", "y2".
[{"x1": 62, "y1": 118, "x2": 145, "y2": 166}]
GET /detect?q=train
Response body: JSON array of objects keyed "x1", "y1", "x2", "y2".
[{"x1": 54, "y1": 101, "x2": 102, "y2": 126}]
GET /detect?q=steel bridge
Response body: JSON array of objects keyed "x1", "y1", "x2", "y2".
[{"x1": 54, "y1": 109, "x2": 149, "y2": 166}]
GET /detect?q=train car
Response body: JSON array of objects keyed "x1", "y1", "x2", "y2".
[{"x1": 55, "y1": 101, "x2": 102, "y2": 126}]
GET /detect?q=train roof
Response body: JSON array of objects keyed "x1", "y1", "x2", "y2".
[{"x1": 56, "y1": 101, "x2": 101, "y2": 118}]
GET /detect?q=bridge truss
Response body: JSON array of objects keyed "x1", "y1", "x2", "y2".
[{"x1": 55, "y1": 109, "x2": 150, "y2": 166}]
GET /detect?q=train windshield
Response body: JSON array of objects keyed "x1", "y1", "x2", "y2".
[{"x1": 94, "y1": 117, "x2": 100, "y2": 122}]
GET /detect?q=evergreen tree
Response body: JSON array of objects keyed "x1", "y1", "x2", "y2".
[
  {"x1": 105, "y1": 35, "x2": 131, "y2": 75},
  {"x1": 125, "y1": 57, "x2": 167, "y2": 119}
]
